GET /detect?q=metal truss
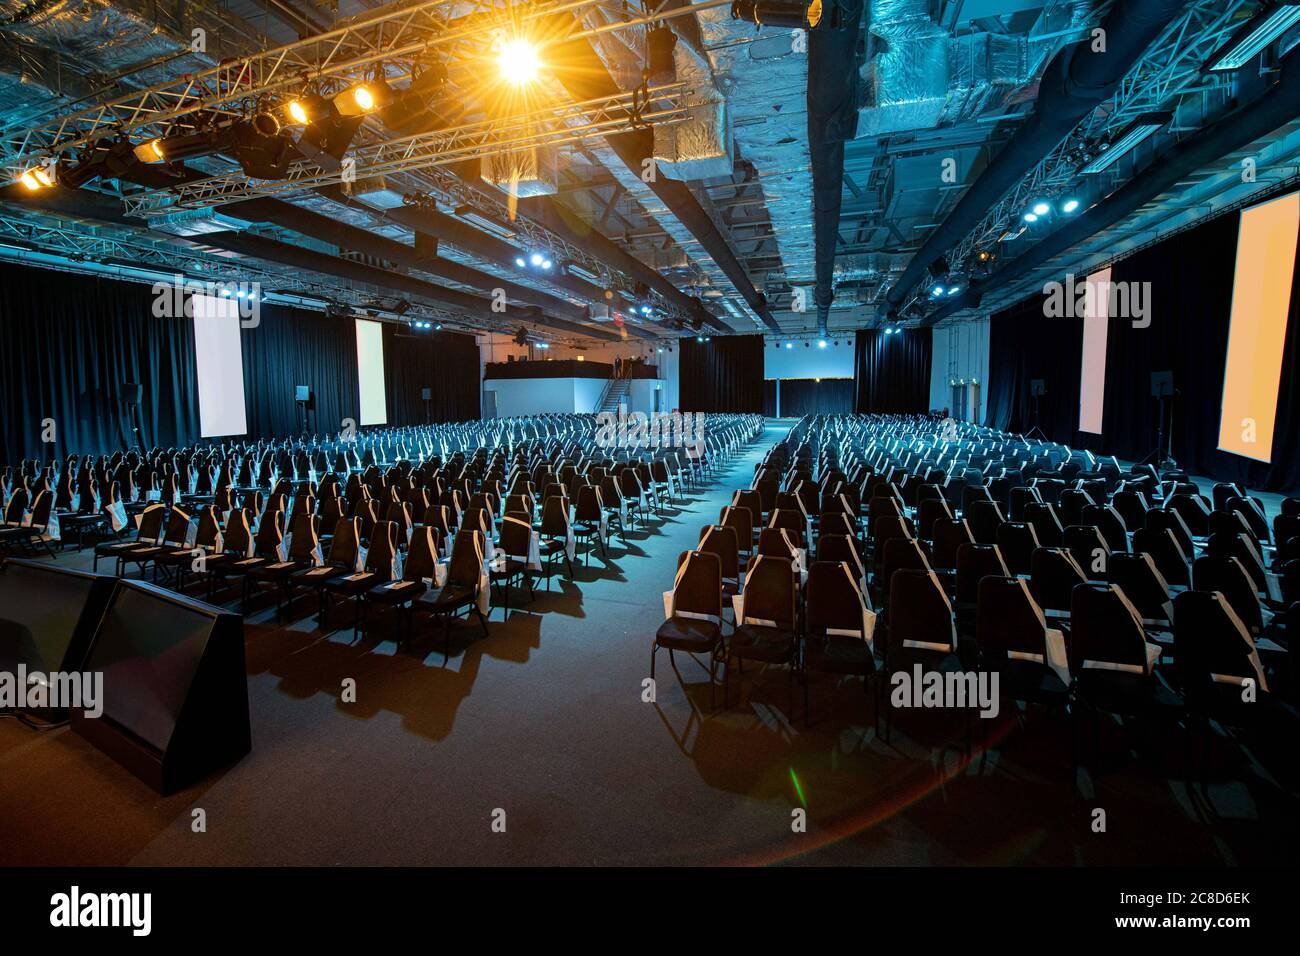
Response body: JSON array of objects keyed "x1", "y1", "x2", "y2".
[
  {"x1": 0, "y1": 0, "x2": 733, "y2": 175},
  {"x1": 121, "y1": 84, "x2": 690, "y2": 215},
  {"x1": 0, "y1": 208, "x2": 472, "y2": 326},
  {"x1": 946, "y1": 0, "x2": 1258, "y2": 273}
]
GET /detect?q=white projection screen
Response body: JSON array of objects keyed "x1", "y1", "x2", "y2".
[
  {"x1": 192, "y1": 293, "x2": 248, "y2": 438},
  {"x1": 1078, "y1": 266, "x2": 1111, "y2": 435},
  {"x1": 1217, "y1": 191, "x2": 1299, "y2": 462},
  {"x1": 355, "y1": 319, "x2": 388, "y2": 426}
]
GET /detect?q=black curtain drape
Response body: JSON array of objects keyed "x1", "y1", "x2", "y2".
[
  {"x1": 1105, "y1": 210, "x2": 1300, "y2": 493},
  {"x1": 0, "y1": 263, "x2": 199, "y2": 463},
  {"x1": 984, "y1": 292, "x2": 1084, "y2": 444},
  {"x1": 763, "y1": 379, "x2": 777, "y2": 417},
  {"x1": 384, "y1": 324, "x2": 481, "y2": 425},
  {"x1": 679, "y1": 335, "x2": 764, "y2": 412},
  {"x1": 779, "y1": 378, "x2": 854, "y2": 416},
  {"x1": 853, "y1": 328, "x2": 932, "y2": 413},
  {"x1": 240, "y1": 303, "x2": 360, "y2": 440}
]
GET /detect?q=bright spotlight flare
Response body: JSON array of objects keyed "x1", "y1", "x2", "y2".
[{"x1": 498, "y1": 38, "x2": 541, "y2": 86}]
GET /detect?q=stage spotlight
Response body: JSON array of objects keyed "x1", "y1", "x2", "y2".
[
  {"x1": 931, "y1": 284, "x2": 944, "y2": 297},
  {"x1": 287, "y1": 100, "x2": 311, "y2": 125},
  {"x1": 434, "y1": 323, "x2": 442, "y2": 330},
  {"x1": 785, "y1": 342, "x2": 793, "y2": 349},
  {"x1": 946, "y1": 285, "x2": 961, "y2": 296},
  {"x1": 498, "y1": 38, "x2": 541, "y2": 85},
  {"x1": 1061, "y1": 198, "x2": 1080, "y2": 213},
  {"x1": 18, "y1": 166, "x2": 56, "y2": 190},
  {"x1": 134, "y1": 138, "x2": 165, "y2": 164},
  {"x1": 515, "y1": 257, "x2": 526, "y2": 267},
  {"x1": 696, "y1": 335, "x2": 705, "y2": 342},
  {"x1": 818, "y1": 339, "x2": 827, "y2": 348},
  {"x1": 730, "y1": 0, "x2": 828, "y2": 29},
  {"x1": 1031, "y1": 201, "x2": 1050, "y2": 216},
  {"x1": 1023, "y1": 212, "x2": 1038, "y2": 223},
  {"x1": 541, "y1": 259, "x2": 552, "y2": 270},
  {"x1": 219, "y1": 288, "x2": 231, "y2": 297},
  {"x1": 230, "y1": 119, "x2": 296, "y2": 180},
  {"x1": 335, "y1": 79, "x2": 392, "y2": 117},
  {"x1": 529, "y1": 252, "x2": 544, "y2": 266},
  {"x1": 640, "y1": 304, "x2": 652, "y2": 315}
]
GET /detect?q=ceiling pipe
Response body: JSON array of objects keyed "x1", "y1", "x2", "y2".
[
  {"x1": 879, "y1": 0, "x2": 1192, "y2": 324},
  {"x1": 923, "y1": 46, "x2": 1300, "y2": 326},
  {"x1": 196, "y1": 230, "x2": 624, "y2": 341},
  {"x1": 0, "y1": 178, "x2": 625, "y2": 343},
  {"x1": 809, "y1": 0, "x2": 867, "y2": 338},
  {"x1": 223, "y1": 195, "x2": 656, "y2": 337},
  {"x1": 541, "y1": 16, "x2": 775, "y2": 332}
]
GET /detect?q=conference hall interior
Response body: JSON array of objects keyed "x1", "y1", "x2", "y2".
[{"x1": 0, "y1": 0, "x2": 1298, "y2": 872}]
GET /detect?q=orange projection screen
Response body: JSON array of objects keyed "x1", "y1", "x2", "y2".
[
  {"x1": 1078, "y1": 266, "x2": 1111, "y2": 435},
  {"x1": 1217, "y1": 191, "x2": 1299, "y2": 462}
]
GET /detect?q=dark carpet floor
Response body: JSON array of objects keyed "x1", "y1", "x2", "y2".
[{"x1": 2, "y1": 422, "x2": 1297, "y2": 866}]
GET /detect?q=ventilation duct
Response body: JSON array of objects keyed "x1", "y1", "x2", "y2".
[
  {"x1": 858, "y1": 0, "x2": 1030, "y2": 137},
  {"x1": 480, "y1": 145, "x2": 560, "y2": 198},
  {"x1": 150, "y1": 207, "x2": 253, "y2": 237},
  {"x1": 652, "y1": 40, "x2": 734, "y2": 181}
]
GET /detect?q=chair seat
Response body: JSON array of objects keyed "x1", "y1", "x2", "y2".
[
  {"x1": 1075, "y1": 669, "x2": 1183, "y2": 716},
  {"x1": 220, "y1": 556, "x2": 272, "y2": 575},
  {"x1": 247, "y1": 559, "x2": 310, "y2": 581},
  {"x1": 805, "y1": 636, "x2": 876, "y2": 675},
  {"x1": 654, "y1": 615, "x2": 721, "y2": 652},
  {"x1": 368, "y1": 579, "x2": 428, "y2": 604},
  {"x1": 324, "y1": 572, "x2": 381, "y2": 596},
  {"x1": 730, "y1": 623, "x2": 797, "y2": 662},
  {"x1": 289, "y1": 564, "x2": 350, "y2": 585},
  {"x1": 94, "y1": 539, "x2": 144, "y2": 556},
  {"x1": 419, "y1": 583, "x2": 476, "y2": 610}
]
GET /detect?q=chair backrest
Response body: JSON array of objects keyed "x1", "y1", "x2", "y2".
[
  {"x1": 930, "y1": 518, "x2": 974, "y2": 570},
  {"x1": 1131, "y1": 526, "x2": 1190, "y2": 587},
  {"x1": 966, "y1": 499, "x2": 1004, "y2": 544},
  {"x1": 698, "y1": 524, "x2": 740, "y2": 579},
  {"x1": 1023, "y1": 501, "x2": 1064, "y2": 548},
  {"x1": 1191, "y1": 554, "x2": 1263, "y2": 633},
  {"x1": 738, "y1": 554, "x2": 796, "y2": 628},
  {"x1": 816, "y1": 533, "x2": 864, "y2": 580},
  {"x1": 806, "y1": 560, "x2": 870, "y2": 637},
  {"x1": 253, "y1": 509, "x2": 285, "y2": 556},
  {"x1": 448, "y1": 529, "x2": 486, "y2": 589},
  {"x1": 1173, "y1": 589, "x2": 1267, "y2": 706},
  {"x1": 405, "y1": 526, "x2": 440, "y2": 582},
  {"x1": 756, "y1": 527, "x2": 799, "y2": 560},
  {"x1": 886, "y1": 569, "x2": 956, "y2": 654},
  {"x1": 977, "y1": 576, "x2": 1051, "y2": 659},
  {"x1": 1028, "y1": 546, "x2": 1087, "y2": 613},
  {"x1": 995, "y1": 520, "x2": 1040, "y2": 576},
  {"x1": 719, "y1": 505, "x2": 754, "y2": 549},
  {"x1": 1063, "y1": 524, "x2": 1109, "y2": 578},
  {"x1": 326, "y1": 517, "x2": 361, "y2": 567},
  {"x1": 364, "y1": 521, "x2": 399, "y2": 580},
  {"x1": 1108, "y1": 551, "x2": 1171, "y2": 624},
  {"x1": 499, "y1": 515, "x2": 533, "y2": 559},
  {"x1": 955, "y1": 542, "x2": 1010, "y2": 604},
  {"x1": 287, "y1": 510, "x2": 320, "y2": 561},
  {"x1": 135, "y1": 503, "x2": 167, "y2": 542},
  {"x1": 670, "y1": 550, "x2": 722, "y2": 620},
  {"x1": 222, "y1": 508, "x2": 252, "y2": 555},
  {"x1": 540, "y1": 495, "x2": 569, "y2": 536},
  {"x1": 1068, "y1": 583, "x2": 1151, "y2": 674}
]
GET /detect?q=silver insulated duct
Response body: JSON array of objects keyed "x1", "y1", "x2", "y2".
[
  {"x1": 858, "y1": 0, "x2": 1030, "y2": 136},
  {"x1": 652, "y1": 39, "x2": 733, "y2": 182}
]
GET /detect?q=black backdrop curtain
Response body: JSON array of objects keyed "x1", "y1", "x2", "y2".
[
  {"x1": 384, "y1": 324, "x2": 480, "y2": 425},
  {"x1": 679, "y1": 335, "x2": 764, "y2": 412},
  {"x1": 778, "y1": 378, "x2": 854, "y2": 417},
  {"x1": 853, "y1": 328, "x2": 932, "y2": 413},
  {"x1": 241, "y1": 303, "x2": 360, "y2": 440},
  {"x1": 984, "y1": 292, "x2": 1084, "y2": 444},
  {"x1": 0, "y1": 263, "x2": 199, "y2": 463},
  {"x1": 1105, "y1": 210, "x2": 1300, "y2": 493}
]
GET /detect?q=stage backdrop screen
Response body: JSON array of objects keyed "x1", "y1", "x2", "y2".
[
  {"x1": 1078, "y1": 266, "x2": 1111, "y2": 435},
  {"x1": 355, "y1": 319, "x2": 387, "y2": 427},
  {"x1": 1217, "y1": 191, "x2": 1299, "y2": 462},
  {"x1": 192, "y1": 293, "x2": 248, "y2": 437}
]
